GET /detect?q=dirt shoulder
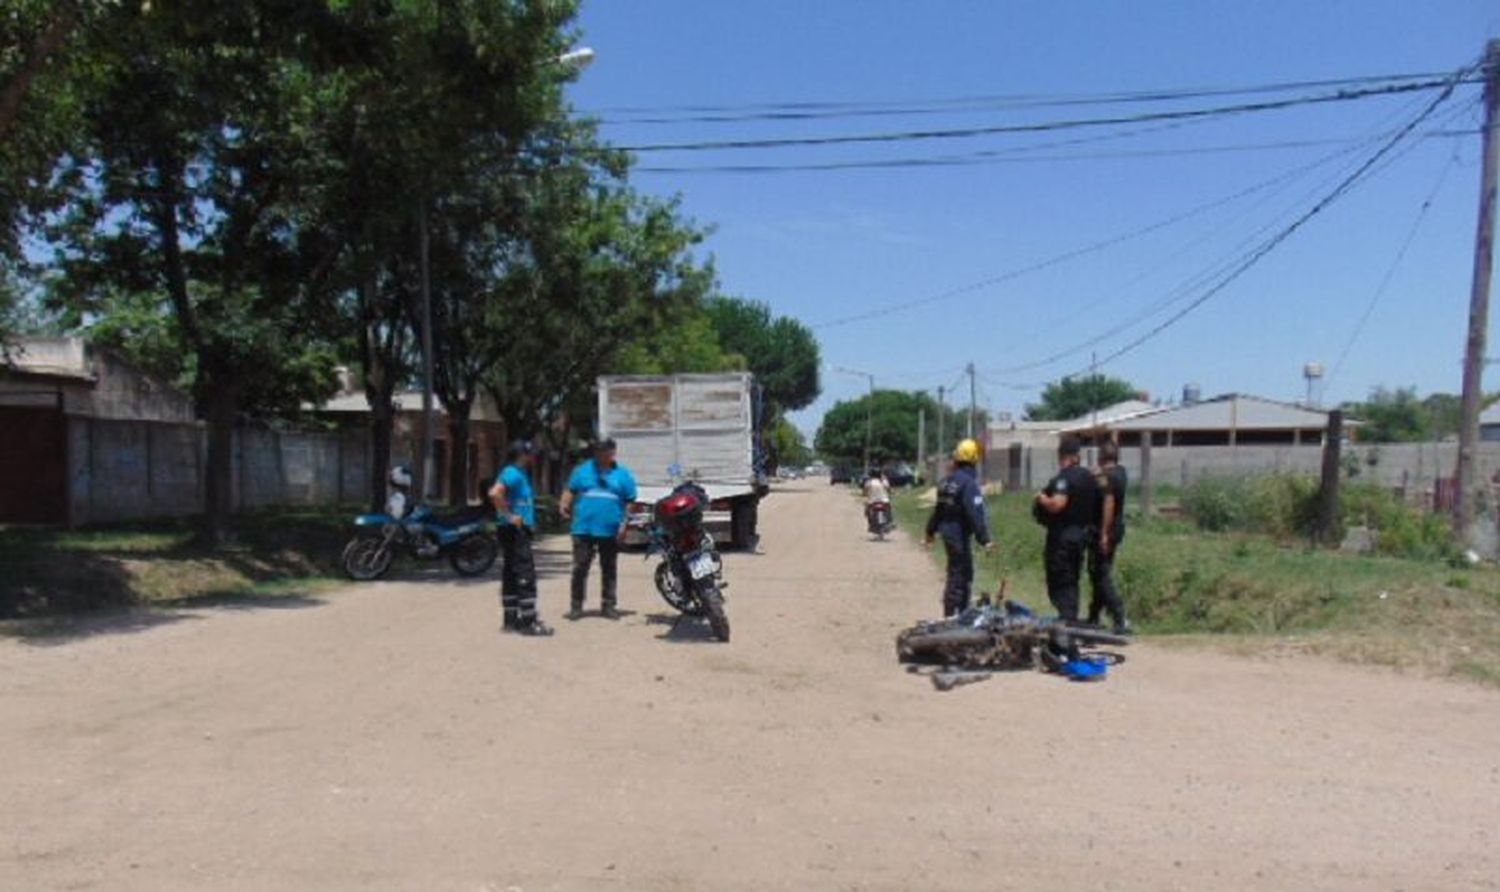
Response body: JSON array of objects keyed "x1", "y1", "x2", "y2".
[{"x1": 1, "y1": 481, "x2": 1496, "y2": 890}]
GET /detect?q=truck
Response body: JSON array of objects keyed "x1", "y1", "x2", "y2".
[{"x1": 597, "y1": 372, "x2": 766, "y2": 549}]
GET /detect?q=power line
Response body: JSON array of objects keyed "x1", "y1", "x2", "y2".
[
  {"x1": 618, "y1": 78, "x2": 1475, "y2": 154},
  {"x1": 633, "y1": 128, "x2": 1478, "y2": 175},
  {"x1": 1325, "y1": 149, "x2": 1461, "y2": 393},
  {"x1": 1051, "y1": 63, "x2": 1474, "y2": 380},
  {"x1": 588, "y1": 70, "x2": 1462, "y2": 121},
  {"x1": 984, "y1": 91, "x2": 1478, "y2": 378},
  {"x1": 808, "y1": 130, "x2": 1399, "y2": 331}
]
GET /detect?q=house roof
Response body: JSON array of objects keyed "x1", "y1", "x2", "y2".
[
  {"x1": 311, "y1": 389, "x2": 505, "y2": 423},
  {"x1": 1055, "y1": 399, "x2": 1159, "y2": 433},
  {"x1": 1109, "y1": 394, "x2": 1343, "y2": 432},
  {"x1": 2, "y1": 337, "x2": 95, "y2": 381},
  {"x1": 1481, "y1": 402, "x2": 1500, "y2": 426}
]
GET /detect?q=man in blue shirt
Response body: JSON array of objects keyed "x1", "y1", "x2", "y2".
[
  {"x1": 560, "y1": 438, "x2": 638, "y2": 620},
  {"x1": 489, "y1": 440, "x2": 552, "y2": 636}
]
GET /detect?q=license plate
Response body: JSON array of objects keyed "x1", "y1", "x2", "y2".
[{"x1": 688, "y1": 553, "x2": 717, "y2": 580}]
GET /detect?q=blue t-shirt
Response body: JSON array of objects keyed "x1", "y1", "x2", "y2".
[
  {"x1": 567, "y1": 460, "x2": 638, "y2": 538},
  {"x1": 497, "y1": 464, "x2": 536, "y2": 529}
]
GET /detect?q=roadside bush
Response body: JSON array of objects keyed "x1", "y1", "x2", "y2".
[
  {"x1": 1245, "y1": 474, "x2": 1321, "y2": 540},
  {"x1": 1342, "y1": 483, "x2": 1455, "y2": 561},
  {"x1": 1180, "y1": 477, "x2": 1248, "y2": 531}
]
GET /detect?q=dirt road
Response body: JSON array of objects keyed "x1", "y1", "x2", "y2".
[{"x1": 2, "y1": 481, "x2": 1497, "y2": 891}]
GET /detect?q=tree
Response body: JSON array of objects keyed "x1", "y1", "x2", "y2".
[
  {"x1": 704, "y1": 296, "x2": 820, "y2": 415},
  {"x1": 1025, "y1": 374, "x2": 1141, "y2": 421},
  {"x1": 768, "y1": 417, "x2": 812, "y2": 469},
  {"x1": 815, "y1": 390, "x2": 974, "y2": 467},
  {"x1": 615, "y1": 304, "x2": 739, "y2": 375}
]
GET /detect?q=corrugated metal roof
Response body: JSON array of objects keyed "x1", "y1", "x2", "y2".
[
  {"x1": 1055, "y1": 399, "x2": 1158, "y2": 432},
  {"x1": 1109, "y1": 394, "x2": 1337, "y2": 431}
]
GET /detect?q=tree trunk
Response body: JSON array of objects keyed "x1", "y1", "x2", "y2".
[
  {"x1": 201, "y1": 381, "x2": 239, "y2": 543},
  {"x1": 446, "y1": 405, "x2": 472, "y2": 506},
  {"x1": 369, "y1": 399, "x2": 393, "y2": 514}
]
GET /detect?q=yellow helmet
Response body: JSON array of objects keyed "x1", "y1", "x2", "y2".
[{"x1": 953, "y1": 439, "x2": 982, "y2": 464}]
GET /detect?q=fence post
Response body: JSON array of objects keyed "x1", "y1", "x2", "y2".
[
  {"x1": 1140, "y1": 436, "x2": 1153, "y2": 518},
  {"x1": 1316, "y1": 410, "x2": 1344, "y2": 545}
]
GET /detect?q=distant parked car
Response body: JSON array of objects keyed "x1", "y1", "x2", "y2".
[
  {"x1": 829, "y1": 465, "x2": 854, "y2": 485},
  {"x1": 885, "y1": 463, "x2": 919, "y2": 487}
]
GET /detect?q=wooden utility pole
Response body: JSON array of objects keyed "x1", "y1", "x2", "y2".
[
  {"x1": 1455, "y1": 39, "x2": 1500, "y2": 540},
  {"x1": 966, "y1": 362, "x2": 977, "y2": 440},
  {"x1": 937, "y1": 385, "x2": 946, "y2": 456},
  {"x1": 1318, "y1": 410, "x2": 1344, "y2": 545}
]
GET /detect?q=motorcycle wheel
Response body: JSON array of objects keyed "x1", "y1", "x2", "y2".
[
  {"x1": 698, "y1": 582, "x2": 730, "y2": 642},
  {"x1": 654, "y1": 562, "x2": 704, "y2": 616},
  {"x1": 448, "y1": 533, "x2": 498, "y2": 576},
  {"x1": 342, "y1": 536, "x2": 393, "y2": 581}
]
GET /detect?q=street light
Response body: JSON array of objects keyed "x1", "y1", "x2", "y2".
[
  {"x1": 834, "y1": 365, "x2": 876, "y2": 473},
  {"x1": 414, "y1": 44, "x2": 596, "y2": 503}
]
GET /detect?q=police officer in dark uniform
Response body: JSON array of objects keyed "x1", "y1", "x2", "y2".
[
  {"x1": 1034, "y1": 434, "x2": 1097, "y2": 623},
  {"x1": 1087, "y1": 439, "x2": 1132, "y2": 634},
  {"x1": 924, "y1": 438, "x2": 993, "y2": 617}
]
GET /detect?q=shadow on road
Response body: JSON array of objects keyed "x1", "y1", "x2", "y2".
[
  {"x1": 644, "y1": 611, "x2": 721, "y2": 643},
  {"x1": 2, "y1": 592, "x2": 326, "y2": 648}
]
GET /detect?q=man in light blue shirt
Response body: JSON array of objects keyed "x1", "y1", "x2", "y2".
[
  {"x1": 560, "y1": 438, "x2": 638, "y2": 620},
  {"x1": 489, "y1": 440, "x2": 552, "y2": 636}
]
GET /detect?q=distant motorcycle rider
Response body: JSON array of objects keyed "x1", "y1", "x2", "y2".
[
  {"x1": 924, "y1": 439, "x2": 993, "y2": 616},
  {"x1": 863, "y1": 468, "x2": 892, "y2": 530}
]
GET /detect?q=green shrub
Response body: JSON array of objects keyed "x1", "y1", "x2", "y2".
[
  {"x1": 1341, "y1": 483, "x2": 1455, "y2": 561},
  {"x1": 1181, "y1": 477, "x2": 1249, "y2": 531},
  {"x1": 1245, "y1": 474, "x2": 1321, "y2": 540}
]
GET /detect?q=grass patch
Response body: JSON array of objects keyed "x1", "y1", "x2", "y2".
[
  {"x1": 0, "y1": 508, "x2": 353, "y2": 619},
  {"x1": 895, "y1": 489, "x2": 1500, "y2": 687}
]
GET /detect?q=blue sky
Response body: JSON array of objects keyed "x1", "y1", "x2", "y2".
[{"x1": 567, "y1": 2, "x2": 1500, "y2": 437}]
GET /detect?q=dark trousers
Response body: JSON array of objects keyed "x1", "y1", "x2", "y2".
[
  {"x1": 942, "y1": 537, "x2": 974, "y2": 617},
  {"x1": 571, "y1": 535, "x2": 619, "y2": 609},
  {"x1": 498, "y1": 525, "x2": 539, "y2": 627},
  {"x1": 1087, "y1": 539, "x2": 1127, "y2": 627},
  {"x1": 1044, "y1": 527, "x2": 1088, "y2": 622}
]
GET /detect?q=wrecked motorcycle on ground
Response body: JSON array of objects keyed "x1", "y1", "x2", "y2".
[{"x1": 897, "y1": 593, "x2": 1128, "y2": 686}]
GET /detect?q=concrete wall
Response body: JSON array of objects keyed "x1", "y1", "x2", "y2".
[
  {"x1": 986, "y1": 440, "x2": 1500, "y2": 499},
  {"x1": 67, "y1": 419, "x2": 371, "y2": 525}
]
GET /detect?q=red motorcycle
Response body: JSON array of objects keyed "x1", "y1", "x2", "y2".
[
  {"x1": 632, "y1": 482, "x2": 731, "y2": 642},
  {"x1": 866, "y1": 501, "x2": 895, "y2": 539}
]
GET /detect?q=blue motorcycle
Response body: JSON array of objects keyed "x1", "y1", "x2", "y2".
[{"x1": 340, "y1": 504, "x2": 498, "y2": 581}]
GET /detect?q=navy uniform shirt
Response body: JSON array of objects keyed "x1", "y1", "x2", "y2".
[
  {"x1": 1043, "y1": 464, "x2": 1097, "y2": 531},
  {"x1": 1094, "y1": 464, "x2": 1128, "y2": 541},
  {"x1": 925, "y1": 464, "x2": 991, "y2": 546}
]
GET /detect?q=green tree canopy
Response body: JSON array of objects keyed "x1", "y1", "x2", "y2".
[
  {"x1": 1025, "y1": 374, "x2": 1141, "y2": 421},
  {"x1": 704, "y1": 296, "x2": 820, "y2": 414},
  {"x1": 1342, "y1": 386, "x2": 1482, "y2": 443},
  {"x1": 815, "y1": 390, "x2": 977, "y2": 467}
]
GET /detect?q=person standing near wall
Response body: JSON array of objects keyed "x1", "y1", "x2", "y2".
[
  {"x1": 1087, "y1": 439, "x2": 1132, "y2": 634},
  {"x1": 560, "y1": 439, "x2": 637, "y2": 620},
  {"x1": 1034, "y1": 434, "x2": 1097, "y2": 623},
  {"x1": 489, "y1": 441, "x2": 553, "y2": 636}
]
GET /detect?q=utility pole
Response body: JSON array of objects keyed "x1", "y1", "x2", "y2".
[
  {"x1": 1455, "y1": 39, "x2": 1500, "y2": 540},
  {"x1": 937, "y1": 385, "x2": 947, "y2": 458},
  {"x1": 917, "y1": 407, "x2": 926, "y2": 478},
  {"x1": 966, "y1": 362, "x2": 977, "y2": 440}
]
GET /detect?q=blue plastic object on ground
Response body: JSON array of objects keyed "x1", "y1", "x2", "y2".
[{"x1": 1062, "y1": 656, "x2": 1109, "y2": 681}]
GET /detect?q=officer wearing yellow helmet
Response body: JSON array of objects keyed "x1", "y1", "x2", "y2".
[{"x1": 923, "y1": 438, "x2": 993, "y2": 616}]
